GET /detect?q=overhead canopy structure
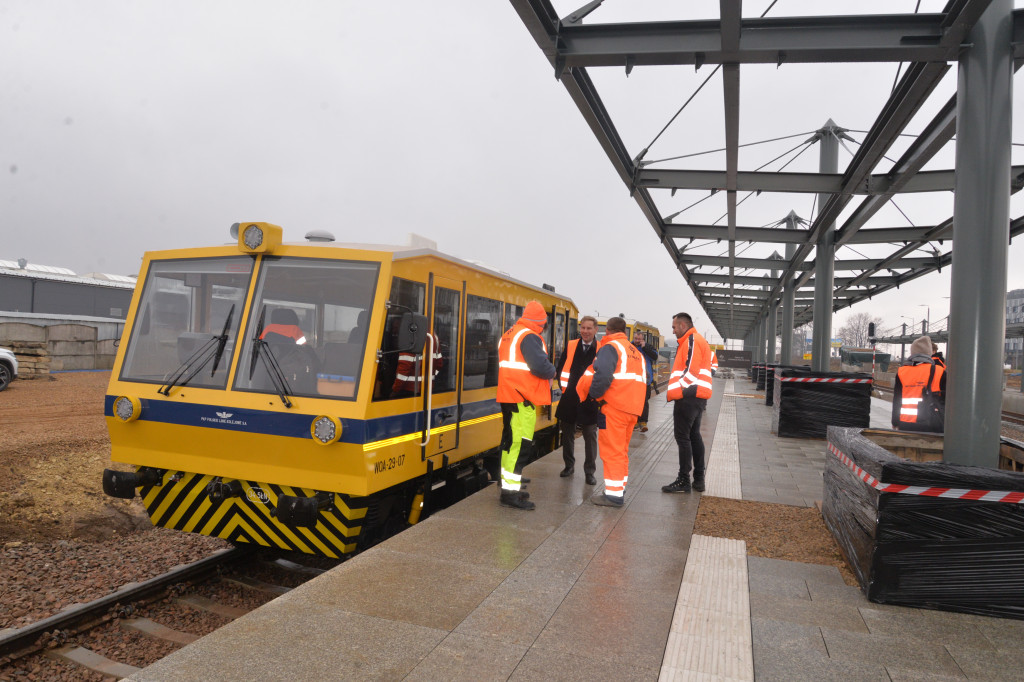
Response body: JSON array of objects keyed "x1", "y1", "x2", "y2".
[
  {"x1": 510, "y1": 0, "x2": 1021, "y2": 468},
  {"x1": 509, "y1": 0, "x2": 1024, "y2": 342}
]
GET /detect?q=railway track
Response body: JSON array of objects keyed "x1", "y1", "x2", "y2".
[{"x1": 0, "y1": 547, "x2": 331, "y2": 679}]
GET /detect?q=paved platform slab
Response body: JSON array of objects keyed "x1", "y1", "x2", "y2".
[{"x1": 128, "y1": 375, "x2": 1024, "y2": 681}]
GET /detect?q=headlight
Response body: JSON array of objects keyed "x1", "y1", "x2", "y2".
[
  {"x1": 234, "y1": 221, "x2": 283, "y2": 254},
  {"x1": 114, "y1": 396, "x2": 142, "y2": 423},
  {"x1": 243, "y1": 224, "x2": 264, "y2": 249},
  {"x1": 311, "y1": 415, "x2": 342, "y2": 445}
]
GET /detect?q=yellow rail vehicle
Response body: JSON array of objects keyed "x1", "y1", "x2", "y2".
[{"x1": 102, "y1": 223, "x2": 577, "y2": 558}]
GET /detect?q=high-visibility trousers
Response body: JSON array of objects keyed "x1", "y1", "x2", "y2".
[
  {"x1": 598, "y1": 404, "x2": 637, "y2": 498},
  {"x1": 500, "y1": 402, "x2": 536, "y2": 491}
]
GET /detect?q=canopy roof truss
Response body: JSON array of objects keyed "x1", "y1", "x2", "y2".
[{"x1": 510, "y1": 0, "x2": 1024, "y2": 339}]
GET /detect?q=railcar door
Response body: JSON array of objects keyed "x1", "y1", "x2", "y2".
[
  {"x1": 547, "y1": 304, "x2": 569, "y2": 415},
  {"x1": 422, "y1": 275, "x2": 463, "y2": 461}
]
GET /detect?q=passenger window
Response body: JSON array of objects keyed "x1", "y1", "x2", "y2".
[
  {"x1": 464, "y1": 295, "x2": 501, "y2": 389},
  {"x1": 554, "y1": 312, "x2": 566, "y2": 358},
  {"x1": 505, "y1": 303, "x2": 524, "y2": 333},
  {"x1": 374, "y1": 277, "x2": 426, "y2": 401},
  {"x1": 432, "y1": 287, "x2": 460, "y2": 395}
]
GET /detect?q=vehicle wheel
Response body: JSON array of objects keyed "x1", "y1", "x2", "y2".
[{"x1": 0, "y1": 364, "x2": 10, "y2": 392}]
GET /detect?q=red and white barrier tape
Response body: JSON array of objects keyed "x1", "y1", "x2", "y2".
[
  {"x1": 828, "y1": 442, "x2": 1024, "y2": 504},
  {"x1": 779, "y1": 377, "x2": 872, "y2": 384}
]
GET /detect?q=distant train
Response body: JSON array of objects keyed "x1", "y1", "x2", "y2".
[
  {"x1": 595, "y1": 316, "x2": 669, "y2": 383},
  {"x1": 102, "y1": 223, "x2": 577, "y2": 557}
]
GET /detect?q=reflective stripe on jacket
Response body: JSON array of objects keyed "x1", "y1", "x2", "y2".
[
  {"x1": 895, "y1": 362, "x2": 944, "y2": 424},
  {"x1": 710, "y1": 351, "x2": 719, "y2": 371},
  {"x1": 575, "y1": 332, "x2": 647, "y2": 416},
  {"x1": 497, "y1": 322, "x2": 552, "y2": 405},
  {"x1": 559, "y1": 338, "x2": 580, "y2": 391},
  {"x1": 667, "y1": 328, "x2": 713, "y2": 401}
]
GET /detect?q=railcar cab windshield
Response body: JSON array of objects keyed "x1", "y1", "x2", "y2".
[{"x1": 119, "y1": 254, "x2": 392, "y2": 402}]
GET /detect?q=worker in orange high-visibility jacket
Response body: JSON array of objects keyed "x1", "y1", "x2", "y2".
[
  {"x1": 663, "y1": 312, "x2": 713, "y2": 494},
  {"x1": 392, "y1": 332, "x2": 442, "y2": 397},
  {"x1": 710, "y1": 349, "x2": 719, "y2": 376},
  {"x1": 892, "y1": 335, "x2": 946, "y2": 432},
  {"x1": 496, "y1": 300, "x2": 556, "y2": 510},
  {"x1": 576, "y1": 316, "x2": 647, "y2": 507}
]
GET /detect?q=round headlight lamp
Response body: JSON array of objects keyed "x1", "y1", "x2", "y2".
[
  {"x1": 243, "y1": 224, "x2": 264, "y2": 250},
  {"x1": 311, "y1": 415, "x2": 342, "y2": 445},
  {"x1": 114, "y1": 395, "x2": 142, "y2": 423}
]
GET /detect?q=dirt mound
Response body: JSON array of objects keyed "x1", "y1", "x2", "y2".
[{"x1": 0, "y1": 372, "x2": 148, "y2": 543}]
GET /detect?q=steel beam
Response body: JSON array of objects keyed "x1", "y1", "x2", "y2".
[
  {"x1": 684, "y1": 254, "x2": 940, "y2": 271},
  {"x1": 552, "y1": 13, "x2": 1012, "y2": 68},
  {"x1": 946, "y1": 0, "x2": 1012, "y2": 468},
  {"x1": 639, "y1": 167, "x2": 997, "y2": 194}
]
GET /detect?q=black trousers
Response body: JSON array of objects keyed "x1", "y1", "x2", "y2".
[
  {"x1": 673, "y1": 398, "x2": 707, "y2": 481},
  {"x1": 560, "y1": 420, "x2": 598, "y2": 475}
]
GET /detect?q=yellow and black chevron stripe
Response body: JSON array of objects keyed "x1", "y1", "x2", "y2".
[{"x1": 139, "y1": 470, "x2": 368, "y2": 558}]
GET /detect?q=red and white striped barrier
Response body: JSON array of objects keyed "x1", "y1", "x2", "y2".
[
  {"x1": 828, "y1": 442, "x2": 1024, "y2": 504},
  {"x1": 779, "y1": 377, "x2": 872, "y2": 384}
]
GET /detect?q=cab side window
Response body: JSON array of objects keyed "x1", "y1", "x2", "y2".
[{"x1": 373, "y1": 277, "x2": 425, "y2": 401}]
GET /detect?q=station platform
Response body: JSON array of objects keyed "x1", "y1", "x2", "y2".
[{"x1": 129, "y1": 376, "x2": 1024, "y2": 681}]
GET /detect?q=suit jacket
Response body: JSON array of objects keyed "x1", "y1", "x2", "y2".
[{"x1": 554, "y1": 339, "x2": 599, "y2": 425}]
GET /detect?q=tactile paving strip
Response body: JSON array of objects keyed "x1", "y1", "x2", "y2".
[
  {"x1": 660, "y1": 534, "x2": 753, "y2": 681},
  {"x1": 705, "y1": 379, "x2": 742, "y2": 500}
]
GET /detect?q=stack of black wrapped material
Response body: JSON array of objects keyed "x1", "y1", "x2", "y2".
[
  {"x1": 771, "y1": 367, "x2": 871, "y2": 438},
  {"x1": 823, "y1": 426, "x2": 1024, "y2": 620},
  {"x1": 764, "y1": 364, "x2": 778, "y2": 405},
  {"x1": 756, "y1": 363, "x2": 777, "y2": 391}
]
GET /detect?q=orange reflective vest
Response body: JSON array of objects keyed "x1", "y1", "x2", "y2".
[
  {"x1": 896, "y1": 362, "x2": 944, "y2": 425},
  {"x1": 558, "y1": 338, "x2": 581, "y2": 391},
  {"x1": 710, "y1": 351, "x2": 719, "y2": 372},
  {"x1": 497, "y1": 322, "x2": 552, "y2": 405},
  {"x1": 667, "y1": 328, "x2": 713, "y2": 401},
  {"x1": 261, "y1": 323, "x2": 306, "y2": 344},
  {"x1": 575, "y1": 332, "x2": 647, "y2": 416},
  {"x1": 392, "y1": 333, "x2": 442, "y2": 394}
]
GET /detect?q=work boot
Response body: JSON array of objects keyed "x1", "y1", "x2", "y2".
[
  {"x1": 692, "y1": 477, "x2": 706, "y2": 492},
  {"x1": 639, "y1": 422, "x2": 648, "y2": 433},
  {"x1": 662, "y1": 477, "x2": 691, "y2": 494},
  {"x1": 500, "y1": 490, "x2": 536, "y2": 510},
  {"x1": 585, "y1": 474, "x2": 597, "y2": 485},
  {"x1": 559, "y1": 466, "x2": 574, "y2": 478},
  {"x1": 591, "y1": 493, "x2": 623, "y2": 508}
]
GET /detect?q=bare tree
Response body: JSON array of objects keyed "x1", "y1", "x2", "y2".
[{"x1": 836, "y1": 312, "x2": 883, "y2": 348}]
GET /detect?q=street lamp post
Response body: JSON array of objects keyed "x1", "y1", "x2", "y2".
[{"x1": 918, "y1": 305, "x2": 931, "y2": 335}]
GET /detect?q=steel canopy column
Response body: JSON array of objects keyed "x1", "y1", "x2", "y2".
[
  {"x1": 812, "y1": 121, "x2": 839, "y2": 372},
  {"x1": 947, "y1": 0, "x2": 1013, "y2": 467},
  {"x1": 780, "y1": 212, "x2": 798, "y2": 365},
  {"x1": 767, "y1": 254, "x2": 781, "y2": 364}
]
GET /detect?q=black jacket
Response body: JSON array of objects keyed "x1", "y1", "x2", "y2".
[{"x1": 554, "y1": 339, "x2": 599, "y2": 425}]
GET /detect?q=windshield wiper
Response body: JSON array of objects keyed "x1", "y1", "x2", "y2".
[
  {"x1": 157, "y1": 304, "x2": 236, "y2": 396},
  {"x1": 248, "y1": 306, "x2": 293, "y2": 408},
  {"x1": 209, "y1": 304, "x2": 235, "y2": 377}
]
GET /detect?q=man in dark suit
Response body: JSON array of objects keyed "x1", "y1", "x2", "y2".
[{"x1": 554, "y1": 315, "x2": 600, "y2": 485}]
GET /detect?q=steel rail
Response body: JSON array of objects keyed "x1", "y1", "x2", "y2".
[{"x1": 0, "y1": 546, "x2": 254, "y2": 661}]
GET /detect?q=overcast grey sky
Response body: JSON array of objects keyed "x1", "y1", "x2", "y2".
[{"x1": 3, "y1": 1, "x2": 1022, "y2": 345}]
